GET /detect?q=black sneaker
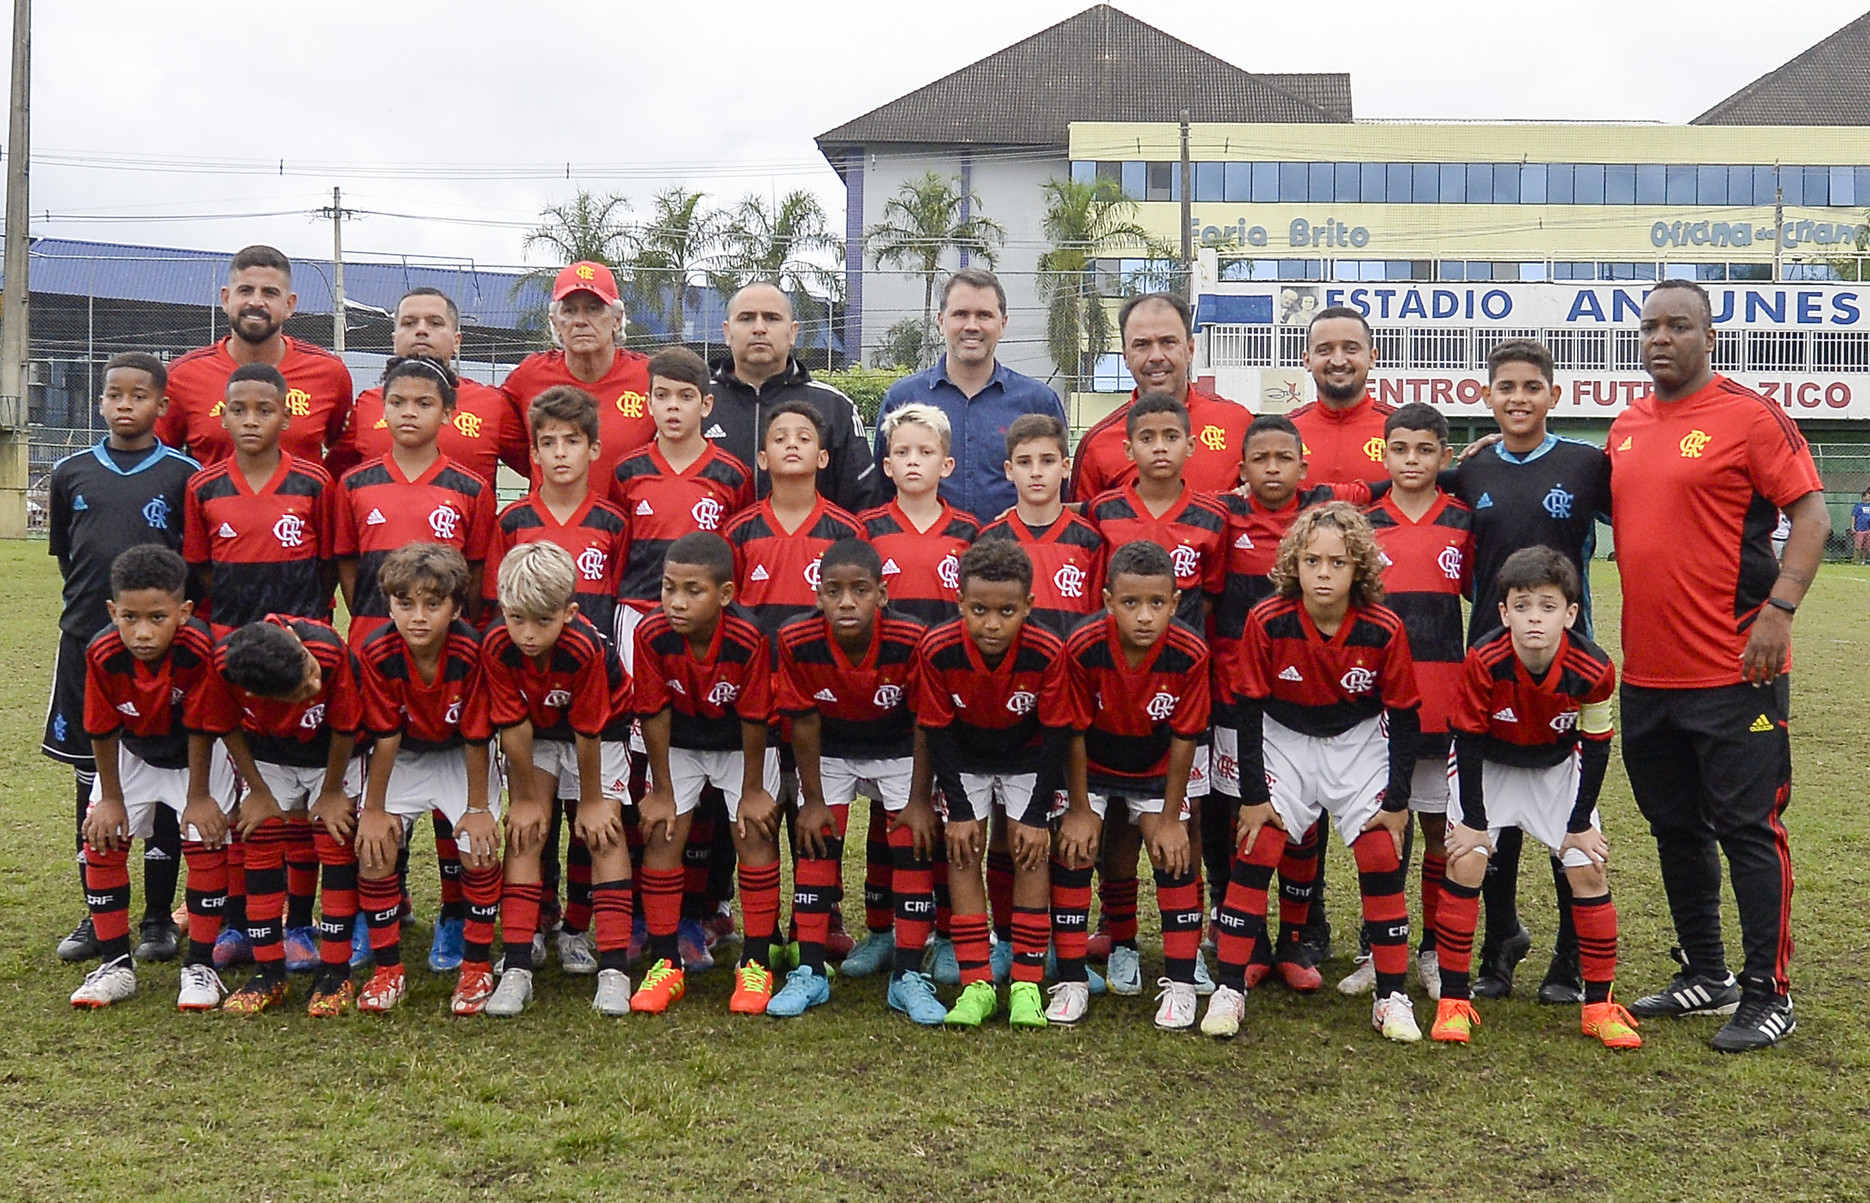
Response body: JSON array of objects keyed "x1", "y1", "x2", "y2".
[
  {"x1": 133, "y1": 917, "x2": 179, "y2": 963},
  {"x1": 1627, "y1": 949, "x2": 1741, "y2": 1018},
  {"x1": 1537, "y1": 951, "x2": 1585, "y2": 1006},
  {"x1": 56, "y1": 916, "x2": 101, "y2": 963},
  {"x1": 1710, "y1": 992, "x2": 1795, "y2": 1052},
  {"x1": 1471, "y1": 924, "x2": 1532, "y2": 999}
]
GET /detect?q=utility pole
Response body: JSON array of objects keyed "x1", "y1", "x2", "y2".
[
  {"x1": 316, "y1": 186, "x2": 356, "y2": 352},
  {"x1": 0, "y1": 0, "x2": 31, "y2": 537},
  {"x1": 1178, "y1": 109, "x2": 1193, "y2": 298},
  {"x1": 1772, "y1": 164, "x2": 1784, "y2": 284}
]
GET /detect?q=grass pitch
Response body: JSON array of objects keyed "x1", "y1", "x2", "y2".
[{"x1": 1, "y1": 541, "x2": 1867, "y2": 1201}]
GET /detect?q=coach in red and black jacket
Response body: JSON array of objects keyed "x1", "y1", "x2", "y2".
[{"x1": 1607, "y1": 280, "x2": 1828, "y2": 1051}]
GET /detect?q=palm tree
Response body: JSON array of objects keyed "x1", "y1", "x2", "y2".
[
  {"x1": 629, "y1": 186, "x2": 721, "y2": 343},
  {"x1": 516, "y1": 190, "x2": 638, "y2": 331},
  {"x1": 713, "y1": 190, "x2": 844, "y2": 342},
  {"x1": 866, "y1": 172, "x2": 1005, "y2": 368},
  {"x1": 1034, "y1": 177, "x2": 1150, "y2": 394}
]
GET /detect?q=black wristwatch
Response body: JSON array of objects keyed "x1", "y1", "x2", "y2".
[{"x1": 1766, "y1": 597, "x2": 1797, "y2": 616}]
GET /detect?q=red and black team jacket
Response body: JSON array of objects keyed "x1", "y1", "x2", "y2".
[
  {"x1": 611, "y1": 441, "x2": 754, "y2": 614},
  {"x1": 334, "y1": 453, "x2": 497, "y2": 644},
  {"x1": 722, "y1": 496, "x2": 865, "y2": 638},
  {"x1": 1213, "y1": 482, "x2": 1372, "y2": 704},
  {"x1": 84, "y1": 617, "x2": 227, "y2": 770},
  {"x1": 483, "y1": 492, "x2": 630, "y2": 640},
  {"x1": 183, "y1": 453, "x2": 336, "y2": 627},
  {"x1": 976, "y1": 511, "x2": 1105, "y2": 638},
  {"x1": 1364, "y1": 490, "x2": 1473, "y2": 738},
  {"x1": 1063, "y1": 613, "x2": 1211, "y2": 797},
  {"x1": 481, "y1": 613, "x2": 630, "y2": 744},
  {"x1": 1231, "y1": 596, "x2": 1421, "y2": 810},
  {"x1": 1084, "y1": 482, "x2": 1228, "y2": 628},
  {"x1": 911, "y1": 618, "x2": 1073, "y2": 825},
  {"x1": 775, "y1": 610, "x2": 924, "y2": 761},
  {"x1": 1449, "y1": 629, "x2": 1616, "y2": 833},
  {"x1": 358, "y1": 619, "x2": 494, "y2": 753},
  {"x1": 212, "y1": 615, "x2": 364, "y2": 768},
  {"x1": 859, "y1": 498, "x2": 979, "y2": 628},
  {"x1": 632, "y1": 605, "x2": 774, "y2": 753}
]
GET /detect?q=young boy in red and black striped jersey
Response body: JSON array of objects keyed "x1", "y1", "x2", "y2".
[
  {"x1": 632, "y1": 533, "x2": 782, "y2": 1016},
  {"x1": 611, "y1": 347, "x2": 754, "y2": 655},
  {"x1": 353, "y1": 545, "x2": 499, "y2": 1016},
  {"x1": 910, "y1": 540, "x2": 1073, "y2": 1030},
  {"x1": 768, "y1": 538, "x2": 932, "y2": 1018},
  {"x1": 183, "y1": 362, "x2": 338, "y2": 975},
  {"x1": 479, "y1": 542, "x2": 636, "y2": 1019},
  {"x1": 863, "y1": 404, "x2": 980, "y2": 626},
  {"x1": 1054, "y1": 540, "x2": 1212, "y2": 1029},
  {"x1": 981, "y1": 414, "x2": 1103, "y2": 637},
  {"x1": 68, "y1": 547, "x2": 241, "y2": 1012},
  {"x1": 1082, "y1": 392, "x2": 1226, "y2": 992},
  {"x1": 214, "y1": 614, "x2": 366, "y2": 1018},
  {"x1": 1206, "y1": 414, "x2": 1375, "y2": 992},
  {"x1": 1340, "y1": 402, "x2": 1473, "y2": 1001},
  {"x1": 334, "y1": 357, "x2": 496, "y2": 648},
  {"x1": 183, "y1": 362, "x2": 336, "y2": 628},
  {"x1": 1200, "y1": 502, "x2": 1425, "y2": 1043},
  {"x1": 1430, "y1": 547, "x2": 1637, "y2": 1049}
]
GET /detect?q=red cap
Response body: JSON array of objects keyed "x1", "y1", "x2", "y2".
[{"x1": 552, "y1": 261, "x2": 620, "y2": 304}]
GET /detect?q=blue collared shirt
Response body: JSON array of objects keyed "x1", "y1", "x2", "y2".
[{"x1": 874, "y1": 356, "x2": 1067, "y2": 522}]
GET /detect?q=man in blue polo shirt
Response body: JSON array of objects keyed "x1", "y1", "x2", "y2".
[{"x1": 875, "y1": 267, "x2": 1067, "y2": 523}]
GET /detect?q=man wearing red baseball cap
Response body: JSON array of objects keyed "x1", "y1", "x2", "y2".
[{"x1": 500, "y1": 261, "x2": 655, "y2": 485}]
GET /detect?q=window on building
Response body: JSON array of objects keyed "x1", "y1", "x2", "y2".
[
  {"x1": 1309, "y1": 162, "x2": 1336, "y2": 202},
  {"x1": 1252, "y1": 161, "x2": 1279, "y2": 202},
  {"x1": 1666, "y1": 165, "x2": 1697, "y2": 205},
  {"x1": 1439, "y1": 260, "x2": 1465, "y2": 281},
  {"x1": 1548, "y1": 329, "x2": 1608, "y2": 370},
  {"x1": 1754, "y1": 166, "x2": 1778, "y2": 206},
  {"x1": 1439, "y1": 163, "x2": 1466, "y2": 204},
  {"x1": 1547, "y1": 163, "x2": 1574, "y2": 205},
  {"x1": 1371, "y1": 327, "x2": 1408, "y2": 367},
  {"x1": 1146, "y1": 161, "x2": 1174, "y2": 202},
  {"x1": 1778, "y1": 167, "x2": 1803, "y2": 206},
  {"x1": 1493, "y1": 163, "x2": 1521, "y2": 204},
  {"x1": 1747, "y1": 329, "x2": 1806, "y2": 370},
  {"x1": 1464, "y1": 261, "x2": 1495, "y2": 281},
  {"x1": 1612, "y1": 328, "x2": 1645, "y2": 372},
  {"x1": 1814, "y1": 330, "x2": 1870, "y2": 371},
  {"x1": 1804, "y1": 165, "x2": 1830, "y2": 206},
  {"x1": 1277, "y1": 259, "x2": 1323, "y2": 280},
  {"x1": 1552, "y1": 261, "x2": 1596, "y2": 280},
  {"x1": 1071, "y1": 161, "x2": 1096, "y2": 186},
  {"x1": 1208, "y1": 324, "x2": 1275, "y2": 368},
  {"x1": 1711, "y1": 335, "x2": 1742, "y2": 372},
  {"x1": 1857, "y1": 168, "x2": 1870, "y2": 207},
  {"x1": 1728, "y1": 262, "x2": 1772, "y2": 281},
  {"x1": 1474, "y1": 328, "x2": 1542, "y2": 364},
  {"x1": 1092, "y1": 353, "x2": 1133, "y2": 392},
  {"x1": 1521, "y1": 163, "x2": 1547, "y2": 204},
  {"x1": 1276, "y1": 324, "x2": 1309, "y2": 368},
  {"x1": 1786, "y1": 262, "x2": 1842, "y2": 281},
  {"x1": 1727, "y1": 165, "x2": 1754, "y2": 206},
  {"x1": 1574, "y1": 164, "x2": 1606, "y2": 205},
  {"x1": 1195, "y1": 162, "x2": 1224, "y2": 202},
  {"x1": 1519, "y1": 261, "x2": 1548, "y2": 281},
  {"x1": 1411, "y1": 328, "x2": 1470, "y2": 369},
  {"x1": 1097, "y1": 161, "x2": 1123, "y2": 185},
  {"x1": 1599, "y1": 262, "x2": 1658, "y2": 280},
  {"x1": 1386, "y1": 162, "x2": 1413, "y2": 203},
  {"x1": 1635, "y1": 164, "x2": 1666, "y2": 205},
  {"x1": 1278, "y1": 161, "x2": 1308, "y2": 203},
  {"x1": 1606, "y1": 165, "x2": 1637, "y2": 205},
  {"x1": 1392, "y1": 260, "x2": 1432, "y2": 280},
  {"x1": 1224, "y1": 162, "x2": 1252, "y2": 202},
  {"x1": 1467, "y1": 163, "x2": 1493, "y2": 204},
  {"x1": 1363, "y1": 162, "x2": 1388, "y2": 203},
  {"x1": 1698, "y1": 165, "x2": 1729, "y2": 206},
  {"x1": 1121, "y1": 161, "x2": 1147, "y2": 198},
  {"x1": 1414, "y1": 163, "x2": 1440, "y2": 204},
  {"x1": 1336, "y1": 162, "x2": 1361, "y2": 203}
]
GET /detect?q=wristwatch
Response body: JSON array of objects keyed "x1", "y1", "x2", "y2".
[{"x1": 1766, "y1": 597, "x2": 1797, "y2": 616}]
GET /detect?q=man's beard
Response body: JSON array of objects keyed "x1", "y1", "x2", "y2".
[
  {"x1": 231, "y1": 310, "x2": 282, "y2": 345},
  {"x1": 1318, "y1": 377, "x2": 1362, "y2": 403}
]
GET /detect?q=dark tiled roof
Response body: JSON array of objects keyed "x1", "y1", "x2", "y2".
[
  {"x1": 1693, "y1": 11, "x2": 1870, "y2": 125},
  {"x1": 816, "y1": 4, "x2": 1350, "y2": 152}
]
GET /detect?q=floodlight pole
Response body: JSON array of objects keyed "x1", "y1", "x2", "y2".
[
  {"x1": 0, "y1": 0, "x2": 31, "y2": 537},
  {"x1": 1179, "y1": 109, "x2": 1193, "y2": 298}
]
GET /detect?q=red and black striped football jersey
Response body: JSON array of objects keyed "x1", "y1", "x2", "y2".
[
  {"x1": 977, "y1": 511, "x2": 1104, "y2": 638},
  {"x1": 183, "y1": 453, "x2": 335, "y2": 627},
  {"x1": 1235, "y1": 597, "x2": 1421, "y2": 738},
  {"x1": 327, "y1": 379, "x2": 528, "y2": 485},
  {"x1": 1063, "y1": 613, "x2": 1211, "y2": 794},
  {"x1": 1069, "y1": 386, "x2": 1253, "y2": 500},
  {"x1": 358, "y1": 619, "x2": 493, "y2": 752},
  {"x1": 213, "y1": 616, "x2": 363, "y2": 768},
  {"x1": 722, "y1": 495, "x2": 864, "y2": 638},
  {"x1": 1289, "y1": 394, "x2": 1398, "y2": 487},
  {"x1": 500, "y1": 348, "x2": 655, "y2": 487},
  {"x1": 334, "y1": 454, "x2": 497, "y2": 645},
  {"x1": 1084, "y1": 482, "x2": 1228, "y2": 628},
  {"x1": 1607, "y1": 374, "x2": 1824, "y2": 688},
  {"x1": 84, "y1": 618, "x2": 227, "y2": 770},
  {"x1": 775, "y1": 611, "x2": 924, "y2": 760},
  {"x1": 156, "y1": 337, "x2": 353, "y2": 467},
  {"x1": 1450, "y1": 629, "x2": 1615, "y2": 769},
  {"x1": 1214, "y1": 482, "x2": 1371, "y2": 697},
  {"x1": 483, "y1": 492, "x2": 629, "y2": 638},
  {"x1": 1366, "y1": 491, "x2": 1473, "y2": 734},
  {"x1": 859, "y1": 499, "x2": 979, "y2": 627},
  {"x1": 610, "y1": 441, "x2": 754, "y2": 613},
  {"x1": 632, "y1": 605, "x2": 774, "y2": 752},
  {"x1": 911, "y1": 618, "x2": 1072, "y2": 772},
  {"x1": 481, "y1": 612, "x2": 630, "y2": 743}
]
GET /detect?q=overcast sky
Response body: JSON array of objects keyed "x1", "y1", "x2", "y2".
[{"x1": 6, "y1": 0, "x2": 1866, "y2": 271}]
